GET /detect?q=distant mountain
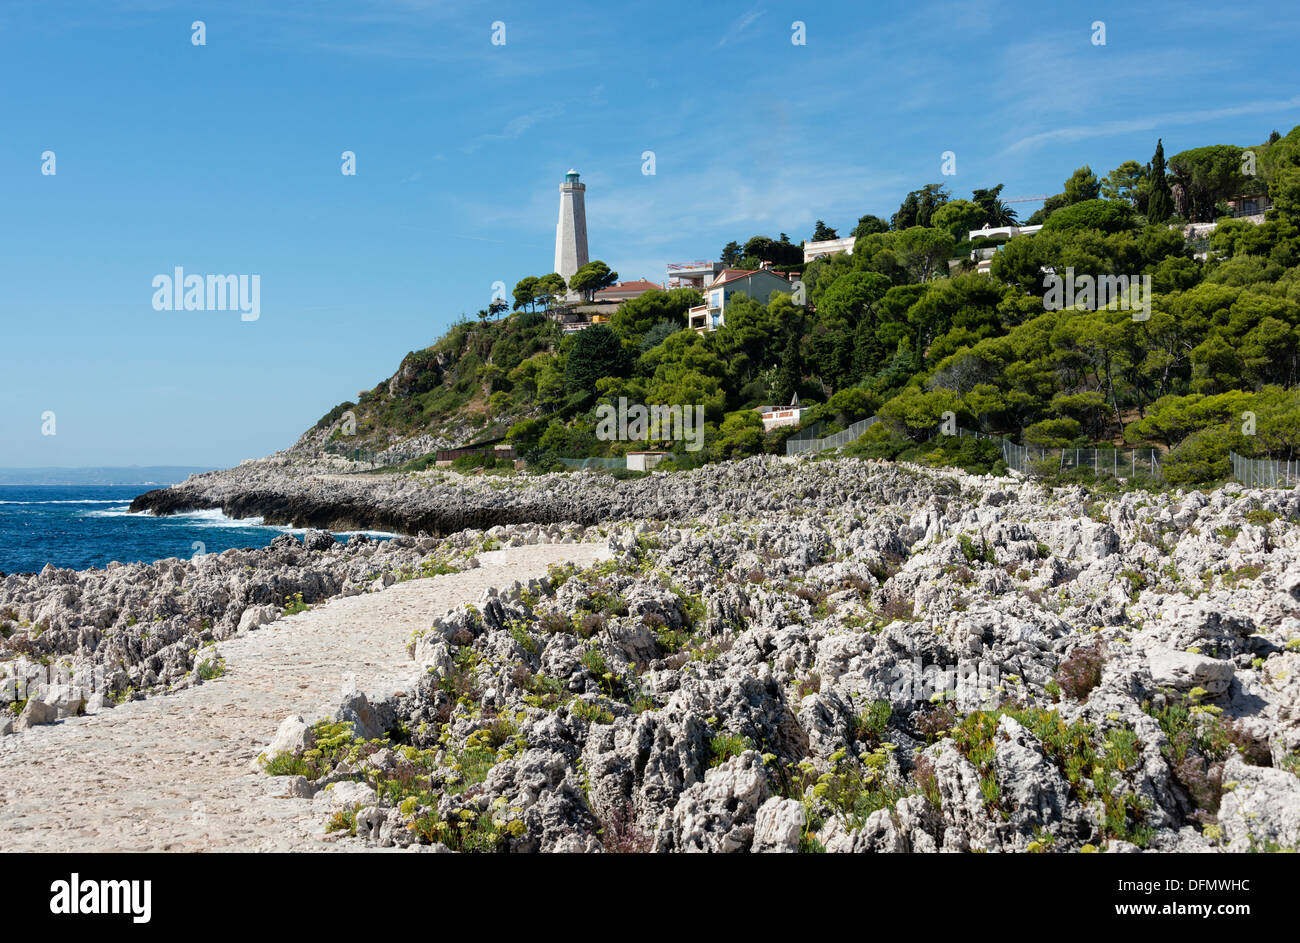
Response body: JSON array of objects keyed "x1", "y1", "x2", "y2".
[{"x1": 0, "y1": 466, "x2": 215, "y2": 486}]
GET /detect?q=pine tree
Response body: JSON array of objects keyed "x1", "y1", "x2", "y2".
[{"x1": 853, "y1": 317, "x2": 884, "y2": 378}]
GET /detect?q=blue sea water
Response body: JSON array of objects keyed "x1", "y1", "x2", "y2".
[{"x1": 0, "y1": 485, "x2": 391, "y2": 574}]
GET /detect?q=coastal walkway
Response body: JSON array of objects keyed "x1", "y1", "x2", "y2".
[{"x1": 0, "y1": 543, "x2": 608, "y2": 852}]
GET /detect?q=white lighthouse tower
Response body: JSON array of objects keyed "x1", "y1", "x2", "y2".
[{"x1": 554, "y1": 169, "x2": 589, "y2": 296}]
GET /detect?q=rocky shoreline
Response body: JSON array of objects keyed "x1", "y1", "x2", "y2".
[
  {"x1": 126, "y1": 454, "x2": 833, "y2": 535},
  {"x1": 245, "y1": 458, "x2": 1300, "y2": 853}
]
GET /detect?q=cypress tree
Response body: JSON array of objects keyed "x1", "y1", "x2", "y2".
[{"x1": 1148, "y1": 139, "x2": 1174, "y2": 223}]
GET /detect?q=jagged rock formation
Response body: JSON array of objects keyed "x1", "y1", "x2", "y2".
[{"x1": 248, "y1": 459, "x2": 1300, "y2": 852}]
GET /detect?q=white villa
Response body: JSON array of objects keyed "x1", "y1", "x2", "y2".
[
  {"x1": 803, "y1": 235, "x2": 856, "y2": 262},
  {"x1": 968, "y1": 224, "x2": 1044, "y2": 241},
  {"x1": 755, "y1": 395, "x2": 807, "y2": 432},
  {"x1": 687, "y1": 266, "x2": 795, "y2": 333},
  {"x1": 963, "y1": 223, "x2": 1044, "y2": 274}
]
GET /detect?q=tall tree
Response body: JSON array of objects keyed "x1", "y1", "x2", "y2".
[
  {"x1": 1273, "y1": 165, "x2": 1300, "y2": 218},
  {"x1": 564, "y1": 325, "x2": 632, "y2": 397},
  {"x1": 931, "y1": 199, "x2": 988, "y2": 241},
  {"x1": 812, "y1": 220, "x2": 838, "y2": 241},
  {"x1": 891, "y1": 184, "x2": 950, "y2": 229},
  {"x1": 971, "y1": 184, "x2": 1019, "y2": 226},
  {"x1": 852, "y1": 214, "x2": 890, "y2": 238},
  {"x1": 512, "y1": 276, "x2": 539, "y2": 312},
  {"x1": 1063, "y1": 165, "x2": 1102, "y2": 204},
  {"x1": 774, "y1": 331, "x2": 803, "y2": 406},
  {"x1": 720, "y1": 241, "x2": 742, "y2": 266},
  {"x1": 1168, "y1": 144, "x2": 1258, "y2": 221},
  {"x1": 740, "y1": 234, "x2": 802, "y2": 268},
  {"x1": 569, "y1": 260, "x2": 618, "y2": 301},
  {"x1": 890, "y1": 227, "x2": 957, "y2": 282},
  {"x1": 535, "y1": 273, "x2": 567, "y2": 309},
  {"x1": 1101, "y1": 160, "x2": 1146, "y2": 205},
  {"x1": 1148, "y1": 139, "x2": 1174, "y2": 223}
]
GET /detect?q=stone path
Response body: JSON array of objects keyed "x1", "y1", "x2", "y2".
[{"x1": 0, "y1": 543, "x2": 608, "y2": 852}]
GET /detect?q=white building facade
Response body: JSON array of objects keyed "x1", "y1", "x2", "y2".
[{"x1": 803, "y1": 235, "x2": 856, "y2": 263}]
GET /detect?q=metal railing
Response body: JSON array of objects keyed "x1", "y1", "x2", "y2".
[
  {"x1": 1230, "y1": 452, "x2": 1300, "y2": 488},
  {"x1": 1224, "y1": 203, "x2": 1270, "y2": 219}
]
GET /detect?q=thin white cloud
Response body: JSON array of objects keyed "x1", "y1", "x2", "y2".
[
  {"x1": 464, "y1": 104, "x2": 566, "y2": 153},
  {"x1": 1004, "y1": 95, "x2": 1300, "y2": 153},
  {"x1": 717, "y1": 8, "x2": 765, "y2": 47}
]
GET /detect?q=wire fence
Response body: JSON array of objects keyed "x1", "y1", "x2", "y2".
[
  {"x1": 1230, "y1": 452, "x2": 1300, "y2": 488},
  {"x1": 786, "y1": 415, "x2": 1167, "y2": 479},
  {"x1": 784, "y1": 420, "x2": 825, "y2": 444},
  {"x1": 785, "y1": 416, "x2": 880, "y2": 455},
  {"x1": 945, "y1": 427, "x2": 1164, "y2": 478},
  {"x1": 323, "y1": 444, "x2": 381, "y2": 465},
  {"x1": 557, "y1": 457, "x2": 626, "y2": 471}
]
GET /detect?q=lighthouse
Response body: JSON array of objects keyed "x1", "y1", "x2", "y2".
[{"x1": 554, "y1": 169, "x2": 589, "y2": 295}]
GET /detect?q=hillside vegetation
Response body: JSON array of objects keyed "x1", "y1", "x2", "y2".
[{"x1": 304, "y1": 125, "x2": 1300, "y2": 485}]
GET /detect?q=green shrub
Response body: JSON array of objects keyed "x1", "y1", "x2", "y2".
[{"x1": 709, "y1": 732, "x2": 754, "y2": 766}]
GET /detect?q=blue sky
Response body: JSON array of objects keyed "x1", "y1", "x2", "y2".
[{"x1": 2, "y1": 0, "x2": 1299, "y2": 467}]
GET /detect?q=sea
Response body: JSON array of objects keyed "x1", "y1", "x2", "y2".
[{"x1": 0, "y1": 485, "x2": 392, "y2": 575}]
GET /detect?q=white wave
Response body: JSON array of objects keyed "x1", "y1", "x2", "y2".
[
  {"x1": 0, "y1": 499, "x2": 134, "y2": 505},
  {"x1": 82, "y1": 506, "x2": 393, "y2": 539},
  {"x1": 81, "y1": 507, "x2": 265, "y2": 526},
  {"x1": 280, "y1": 526, "x2": 399, "y2": 539},
  {"x1": 83, "y1": 507, "x2": 147, "y2": 518},
  {"x1": 165, "y1": 508, "x2": 270, "y2": 527}
]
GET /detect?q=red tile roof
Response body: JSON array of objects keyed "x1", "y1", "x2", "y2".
[
  {"x1": 710, "y1": 268, "x2": 793, "y2": 288},
  {"x1": 596, "y1": 279, "x2": 662, "y2": 295}
]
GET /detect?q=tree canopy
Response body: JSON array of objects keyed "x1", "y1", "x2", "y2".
[{"x1": 569, "y1": 260, "x2": 618, "y2": 300}]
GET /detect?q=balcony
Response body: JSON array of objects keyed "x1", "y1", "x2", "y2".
[
  {"x1": 688, "y1": 304, "x2": 722, "y2": 333},
  {"x1": 667, "y1": 261, "x2": 723, "y2": 292}
]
